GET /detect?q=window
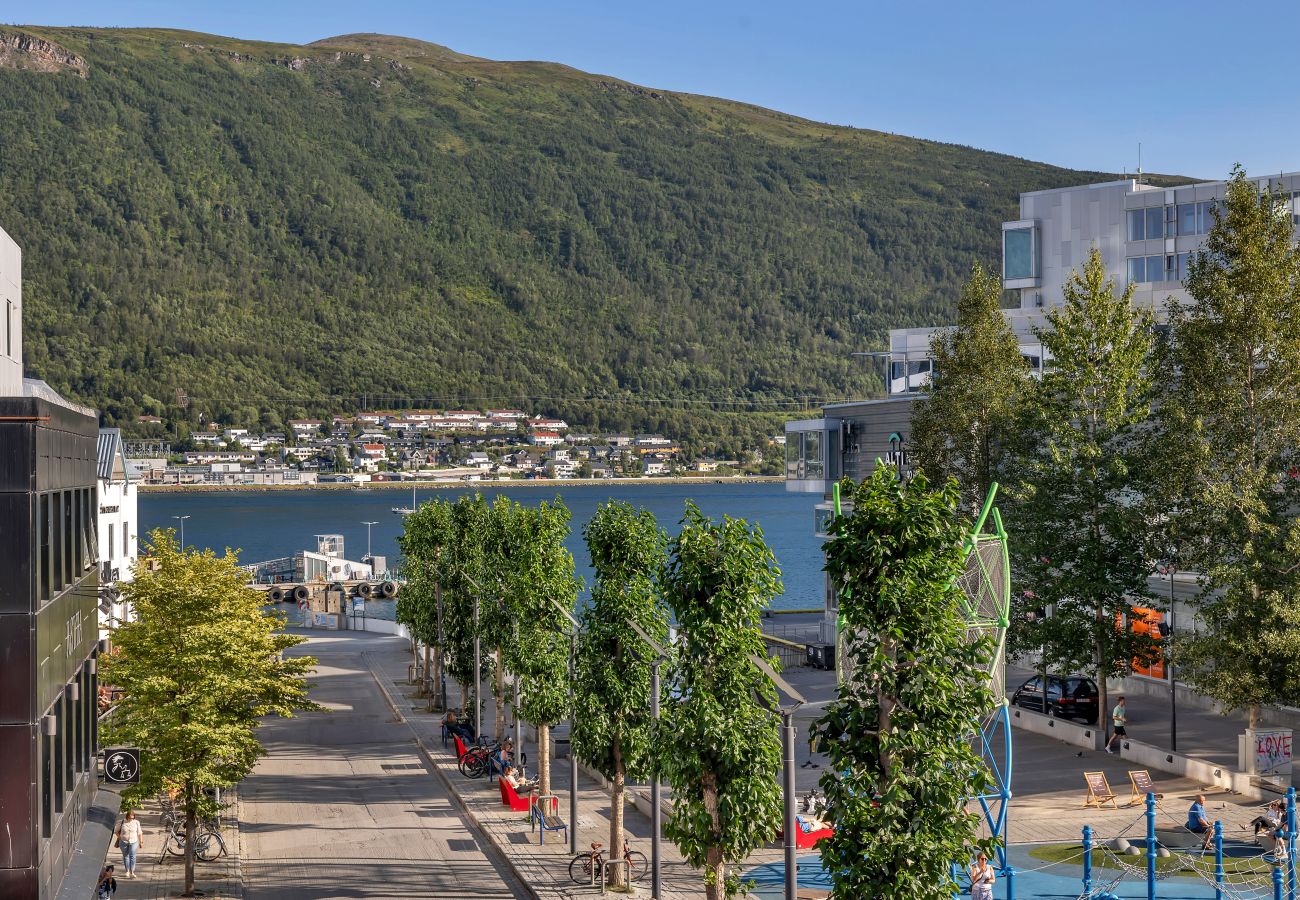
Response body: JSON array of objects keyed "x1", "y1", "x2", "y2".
[
  {"x1": 1177, "y1": 252, "x2": 1191, "y2": 282},
  {"x1": 1146, "y1": 207, "x2": 1164, "y2": 240},
  {"x1": 1129, "y1": 206, "x2": 1176, "y2": 241},
  {"x1": 124, "y1": 522, "x2": 129, "y2": 558},
  {"x1": 39, "y1": 494, "x2": 49, "y2": 605},
  {"x1": 1127, "y1": 255, "x2": 1174, "y2": 283},
  {"x1": 1127, "y1": 257, "x2": 1145, "y2": 282},
  {"x1": 1176, "y1": 201, "x2": 1214, "y2": 235},
  {"x1": 1127, "y1": 209, "x2": 1145, "y2": 241},
  {"x1": 52, "y1": 493, "x2": 64, "y2": 594},
  {"x1": 108, "y1": 523, "x2": 114, "y2": 562},
  {"x1": 41, "y1": 732, "x2": 53, "y2": 837},
  {"x1": 1003, "y1": 227, "x2": 1035, "y2": 280},
  {"x1": 803, "y1": 431, "x2": 823, "y2": 481},
  {"x1": 54, "y1": 700, "x2": 65, "y2": 812}
]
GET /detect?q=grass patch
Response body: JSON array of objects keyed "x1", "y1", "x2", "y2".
[{"x1": 1028, "y1": 843, "x2": 1288, "y2": 881}]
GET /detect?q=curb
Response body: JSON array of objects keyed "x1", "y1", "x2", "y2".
[{"x1": 364, "y1": 652, "x2": 552, "y2": 900}]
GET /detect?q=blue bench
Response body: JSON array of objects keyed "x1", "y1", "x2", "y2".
[{"x1": 530, "y1": 793, "x2": 567, "y2": 846}]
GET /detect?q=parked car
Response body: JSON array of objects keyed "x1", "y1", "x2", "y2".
[{"x1": 1010, "y1": 675, "x2": 1099, "y2": 725}]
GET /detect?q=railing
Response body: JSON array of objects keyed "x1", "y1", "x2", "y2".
[{"x1": 761, "y1": 632, "x2": 807, "y2": 669}]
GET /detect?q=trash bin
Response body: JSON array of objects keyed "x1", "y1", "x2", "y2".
[
  {"x1": 806, "y1": 643, "x2": 835, "y2": 671},
  {"x1": 554, "y1": 736, "x2": 571, "y2": 759}
]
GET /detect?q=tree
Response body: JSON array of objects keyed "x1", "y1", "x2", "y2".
[
  {"x1": 1010, "y1": 249, "x2": 1160, "y2": 741},
  {"x1": 813, "y1": 467, "x2": 995, "y2": 899},
  {"x1": 1158, "y1": 168, "x2": 1300, "y2": 724},
  {"x1": 101, "y1": 530, "x2": 318, "y2": 895},
  {"x1": 396, "y1": 498, "x2": 454, "y2": 710},
  {"x1": 658, "y1": 503, "x2": 783, "y2": 900},
  {"x1": 575, "y1": 502, "x2": 669, "y2": 888},
  {"x1": 911, "y1": 262, "x2": 1032, "y2": 512}
]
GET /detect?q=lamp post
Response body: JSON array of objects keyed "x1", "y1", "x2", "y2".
[
  {"x1": 1157, "y1": 561, "x2": 1178, "y2": 753},
  {"x1": 752, "y1": 655, "x2": 806, "y2": 900},
  {"x1": 172, "y1": 515, "x2": 190, "y2": 548},
  {"x1": 361, "y1": 521, "x2": 378, "y2": 566},
  {"x1": 548, "y1": 596, "x2": 582, "y2": 856},
  {"x1": 627, "y1": 618, "x2": 670, "y2": 900}
]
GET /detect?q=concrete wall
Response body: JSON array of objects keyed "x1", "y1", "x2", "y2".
[
  {"x1": 1117, "y1": 737, "x2": 1267, "y2": 801},
  {"x1": 1009, "y1": 705, "x2": 1103, "y2": 751}
]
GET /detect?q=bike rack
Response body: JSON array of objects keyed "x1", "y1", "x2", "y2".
[{"x1": 602, "y1": 858, "x2": 634, "y2": 895}]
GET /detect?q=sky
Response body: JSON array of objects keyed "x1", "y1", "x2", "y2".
[{"x1": 6, "y1": 0, "x2": 1300, "y2": 179}]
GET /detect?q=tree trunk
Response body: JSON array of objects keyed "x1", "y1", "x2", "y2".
[
  {"x1": 1097, "y1": 631, "x2": 1110, "y2": 749},
  {"x1": 494, "y1": 649, "x2": 505, "y2": 741},
  {"x1": 538, "y1": 722, "x2": 551, "y2": 797},
  {"x1": 183, "y1": 782, "x2": 197, "y2": 895},
  {"x1": 702, "y1": 773, "x2": 725, "y2": 900},
  {"x1": 1250, "y1": 703, "x2": 1260, "y2": 729},
  {"x1": 422, "y1": 642, "x2": 432, "y2": 698},
  {"x1": 426, "y1": 645, "x2": 443, "y2": 713},
  {"x1": 609, "y1": 741, "x2": 626, "y2": 888}
]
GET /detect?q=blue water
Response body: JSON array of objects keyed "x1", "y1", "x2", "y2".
[{"x1": 139, "y1": 482, "x2": 826, "y2": 611}]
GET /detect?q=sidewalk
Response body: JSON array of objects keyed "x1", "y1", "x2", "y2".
[
  {"x1": 99, "y1": 789, "x2": 244, "y2": 900},
  {"x1": 362, "y1": 638, "x2": 795, "y2": 899}
]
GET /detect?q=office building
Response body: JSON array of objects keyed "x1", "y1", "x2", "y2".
[
  {"x1": 96, "y1": 428, "x2": 138, "y2": 639},
  {"x1": 0, "y1": 224, "x2": 101, "y2": 898}
]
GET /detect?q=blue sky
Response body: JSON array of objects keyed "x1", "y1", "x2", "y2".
[{"x1": 6, "y1": 0, "x2": 1298, "y2": 178}]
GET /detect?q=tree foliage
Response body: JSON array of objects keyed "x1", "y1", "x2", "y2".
[
  {"x1": 575, "y1": 501, "x2": 669, "y2": 885},
  {"x1": 1009, "y1": 249, "x2": 1160, "y2": 725},
  {"x1": 813, "y1": 468, "x2": 994, "y2": 899},
  {"x1": 658, "y1": 503, "x2": 783, "y2": 900},
  {"x1": 910, "y1": 262, "x2": 1031, "y2": 512},
  {"x1": 101, "y1": 530, "x2": 318, "y2": 894},
  {"x1": 0, "y1": 26, "x2": 1127, "y2": 439},
  {"x1": 1158, "y1": 167, "x2": 1300, "y2": 722}
]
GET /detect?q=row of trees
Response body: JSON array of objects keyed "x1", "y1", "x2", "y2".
[
  {"x1": 396, "y1": 494, "x2": 785, "y2": 899},
  {"x1": 912, "y1": 166, "x2": 1300, "y2": 726}
]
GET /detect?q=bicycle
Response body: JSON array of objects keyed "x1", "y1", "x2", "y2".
[
  {"x1": 159, "y1": 818, "x2": 227, "y2": 863},
  {"x1": 458, "y1": 741, "x2": 526, "y2": 779},
  {"x1": 568, "y1": 839, "x2": 648, "y2": 885}
]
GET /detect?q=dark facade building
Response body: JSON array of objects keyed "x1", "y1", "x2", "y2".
[{"x1": 0, "y1": 227, "x2": 100, "y2": 898}]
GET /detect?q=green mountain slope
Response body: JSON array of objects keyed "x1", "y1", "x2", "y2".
[{"x1": 0, "y1": 26, "x2": 1151, "y2": 441}]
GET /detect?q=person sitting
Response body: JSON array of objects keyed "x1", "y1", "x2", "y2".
[
  {"x1": 795, "y1": 812, "x2": 831, "y2": 834},
  {"x1": 491, "y1": 739, "x2": 514, "y2": 775},
  {"x1": 1187, "y1": 794, "x2": 1213, "y2": 850},
  {"x1": 443, "y1": 710, "x2": 474, "y2": 742},
  {"x1": 96, "y1": 864, "x2": 118, "y2": 899},
  {"x1": 1249, "y1": 800, "x2": 1284, "y2": 838},
  {"x1": 502, "y1": 764, "x2": 536, "y2": 793}
]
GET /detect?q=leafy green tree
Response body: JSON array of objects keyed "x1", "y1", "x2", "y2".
[
  {"x1": 910, "y1": 262, "x2": 1032, "y2": 512},
  {"x1": 575, "y1": 502, "x2": 669, "y2": 887},
  {"x1": 101, "y1": 530, "x2": 318, "y2": 895},
  {"x1": 1158, "y1": 168, "x2": 1300, "y2": 724},
  {"x1": 499, "y1": 500, "x2": 580, "y2": 796},
  {"x1": 396, "y1": 498, "x2": 454, "y2": 709},
  {"x1": 813, "y1": 468, "x2": 994, "y2": 899},
  {"x1": 1011, "y1": 249, "x2": 1159, "y2": 737},
  {"x1": 442, "y1": 494, "x2": 494, "y2": 724},
  {"x1": 658, "y1": 503, "x2": 783, "y2": 900}
]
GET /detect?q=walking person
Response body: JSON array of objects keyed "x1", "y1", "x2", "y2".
[
  {"x1": 1105, "y1": 696, "x2": 1127, "y2": 754},
  {"x1": 114, "y1": 809, "x2": 144, "y2": 878},
  {"x1": 968, "y1": 851, "x2": 995, "y2": 900}
]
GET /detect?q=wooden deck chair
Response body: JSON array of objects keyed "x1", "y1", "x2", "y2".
[
  {"x1": 1083, "y1": 771, "x2": 1119, "y2": 809},
  {"x1": 1127, "y1": 769, "x2": 1165, "y2": 808}
]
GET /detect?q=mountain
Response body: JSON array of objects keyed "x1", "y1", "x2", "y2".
[{"x1": 0, "y1": 26, "x2": 1169, "y2": 448}]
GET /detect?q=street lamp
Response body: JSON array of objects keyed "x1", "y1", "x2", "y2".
[
  {"x1": 752, "y1": 654, "x2": 807, "y2": 900},
  {"x1": 627, "y1": 618, "x2": 670, "y2": 900},
  {"x1": 548, "y1": 596, "x2": 582, "y2": 857},
  {"x1": 1157, "y1": 561, "x2": 1178, "y2": 752},
  {"x1": 172, "y1": 515, "x2": 190, "y2": 548},
  {"x1": 361, "y1": 521, "x2": 378, "y2": 566}
]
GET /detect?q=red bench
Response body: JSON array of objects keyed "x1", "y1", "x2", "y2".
[
  {"x1": 453, "y1": 734, "x2": 469, "y2": 760},
  {"x1": 499, "y1": 777, "x2": 531, "y2": 812},
  {"x1": 776, "y1": 825, "x2": 834, "y2": 849}
]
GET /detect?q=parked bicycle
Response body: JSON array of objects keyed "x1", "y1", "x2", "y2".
[
  {"x1": 569, "y1": 839, "x2": 648, "y2": 885},
  {"x1": 158, "y1": 817, "x2": 227, "y2": 863},
  {"x1": 458, "y1": 740, "x2": 525, "y2": 779}
]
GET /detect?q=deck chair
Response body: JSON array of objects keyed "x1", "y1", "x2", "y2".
[
  {"x1": 1127, "y1": 769, "x2": 1165, "y2": 808},
  {"x1": 1083, "y1": 771, "x2": 1119, "y2": 809}
]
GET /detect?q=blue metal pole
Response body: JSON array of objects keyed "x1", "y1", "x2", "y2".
[
  {"x1": 1287, "y1": 786, "x2": 1296, "y2": 900},
  {"x1": 1083, "y1": 825, "x2": 1093, "y2": 895},
  {"x1": 1214, "y1": 820, "x2": 1224, "y2": 900},
  {"x1": 1146, "y1": 793, "x2": 1156, "y2": 900},
  {"x1": 1277, "y1": 864, "x2": 1285, "y2": 900}
]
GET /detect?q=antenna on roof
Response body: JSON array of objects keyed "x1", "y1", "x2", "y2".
[{"x1": 1137, "y1": 142, "x2": 1143, "y2": 185}]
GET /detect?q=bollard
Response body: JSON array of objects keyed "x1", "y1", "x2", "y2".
[
  {"x1": 1215, "y1": 820, "x2": 1224, "y2": 900},
  {"x1": 1146, "y1": 793, "x2": 1156, "y2": 900},
  {"x1": 1083, "y1": 825, "x2": 1093, "y2": 895}
]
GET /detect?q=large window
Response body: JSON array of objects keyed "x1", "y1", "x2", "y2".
[
  {"x1": 1177, "y1": 201, "x2": 1214, "y2": 236},
  {"x1": 1127, "y1": 206, "x2": 1170, "y2": 241},
  {"x1": 785, "y1": 430, "x2": 825, "y2": 481},
  {"x1": 1128, "y1": 254, "x2": 1178, "y2": 283},
  {"x1": 1003, "y1": 227, "x2": 1036, "y2": 280}
]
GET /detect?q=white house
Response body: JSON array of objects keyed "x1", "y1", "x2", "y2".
[
  {"x1": 528, "y1": 416, "x2": 569, "y2": 432},
  {"x1": 529, "y1": 431, "x2": 565, "y2": 447},
  {"x1": 223, "y1": 427, "x2": 249, "y2": 441},
  {"x1": 290, "y1": 419, "x2": 321, "y2": 436},
  {"x1": 96, "y1": 428, "x2": 139, "y2": 638}
]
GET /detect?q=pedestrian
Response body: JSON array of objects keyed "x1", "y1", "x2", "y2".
[
  {"x1": 114, "y1": 809, "x2": 143, "y2": 878},
  {"x1": 800, "y1": 726, "x2": 820, "y2": 769},
  {"x1": 1187, "y1": 793, "x2": 1213, "y2": 850},
  {"x1": 96, "y1": 864, "x2": 117, "y2": 899},
  {"x1": 968, "y1": 852, "x2": 995, "y2": 900},
  {"x1": 1105, "y1": 696, "x2": 1127, "y2": 754}
]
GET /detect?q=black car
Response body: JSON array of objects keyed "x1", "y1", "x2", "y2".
[{"x1": 1011, "y1": 675, "x2": 1100, "y2": 725}]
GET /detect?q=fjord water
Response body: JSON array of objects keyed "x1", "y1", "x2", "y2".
[{"x1": 139, "y1": 482, "x2": 825, "y2": 613}]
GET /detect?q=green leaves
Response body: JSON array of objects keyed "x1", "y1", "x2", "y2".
[{"x1": 814, "y1": 468, "x2": 994, "y2": 900}]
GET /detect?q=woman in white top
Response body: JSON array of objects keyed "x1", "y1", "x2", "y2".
[
  {"x1": 114, "y1": 810, "x2": 144, "y2": 878},
  {"x1": 968, "y1": 852, "x2": 995, "y2": 900}
]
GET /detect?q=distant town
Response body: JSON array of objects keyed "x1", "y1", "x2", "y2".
[{"x1": 127, "y1": 408, "x2": 787, "y2": 486}]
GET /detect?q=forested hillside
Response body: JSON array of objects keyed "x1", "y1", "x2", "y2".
[{"x1": 0, "y1": 26, "x2": 1127, "y2": 443}]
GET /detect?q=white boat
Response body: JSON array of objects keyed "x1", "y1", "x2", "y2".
[{"x1": 392, "y1": 484, "x2": 416, "y2": 516}]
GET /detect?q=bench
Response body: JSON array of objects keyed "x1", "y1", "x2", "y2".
[
  {"x1": 1127, "y1": 770, "x2": 1165, "y2": 808},
  {"x1": 499, "y1": 777, "x2": 531, "y2": 813},
  {"x1": 530, "y1": 793, "x2": 567, "y2": 846},
  {"x1": 453, "y1": 734, "x2": 470, "y2": 761},
  {"x1": 776, "y1": 824, "x2": 835, "y2": 850},
  {"x1": 1083, "y1": 771, "x2": 1119, "y2": 810}
]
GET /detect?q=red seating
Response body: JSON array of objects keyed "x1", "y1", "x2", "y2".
[
  {"x1": 797, "y1": 827, "x2": 833, "y2": 849},
  {"x1": 499, "y1": 777, "x2": 530, "y2": 812},
  {"x1": 453, "y1": 735, "x2": 469, "y2": 760}
]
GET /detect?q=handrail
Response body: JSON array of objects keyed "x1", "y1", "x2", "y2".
[{"x1": 760, "y1": 633, "x2": 806, "y2": 651}]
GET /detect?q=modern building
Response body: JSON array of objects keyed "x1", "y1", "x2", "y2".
[
  {"x1": 0, "y1": 224, "x2": 101, "y2": 898},
  {"x1": 96, "y1": 428, "x2": 138, "y2": 639},
  {"x1": 885, "y1": 171, "x2": 1300, "y2": 393}
]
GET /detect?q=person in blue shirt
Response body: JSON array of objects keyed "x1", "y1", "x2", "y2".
[{"x1": 1187, "y1": 794, "x2": 1212, "y2": 850}]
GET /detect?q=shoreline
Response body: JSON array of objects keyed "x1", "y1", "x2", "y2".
[{"x1": 138, "y1": 475, "x2": 787, "y2": 494}]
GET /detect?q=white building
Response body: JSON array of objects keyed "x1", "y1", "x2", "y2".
[
  {"x1": 886, "y1": 171, "x2": 1300, "y2": 391},
  {"x1": 96, "y1": 428, "x2": 139, "y2": 638},
  {"x1": 1, "y1": 231, "x2": 21, "y2": 393}
]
